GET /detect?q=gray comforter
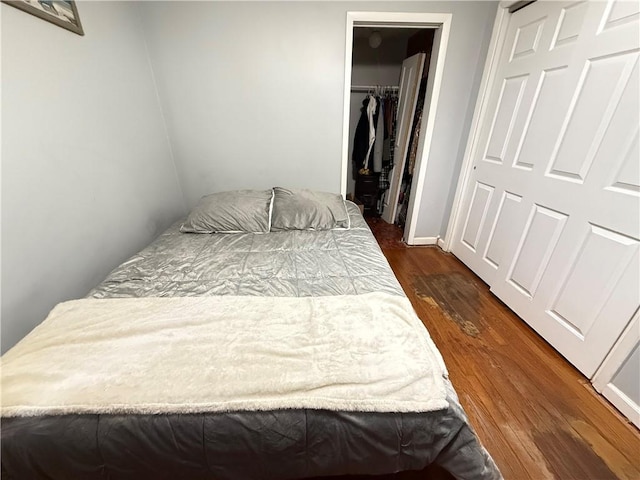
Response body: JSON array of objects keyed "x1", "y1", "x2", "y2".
[
  {"x1": 1, "y1": 203, "x2": 501, "y2": 480},
  {"x1": 91, "y1": 204, "x2": 403, "y2": 299}
]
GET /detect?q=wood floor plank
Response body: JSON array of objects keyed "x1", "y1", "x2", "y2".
[{"x1": 368, "y1": 219, "x2": 640, "y2": 480}]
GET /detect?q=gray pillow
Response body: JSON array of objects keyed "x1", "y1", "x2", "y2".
[
  {"x1": 180, "y1": 189, "x2": 274, "y2": 233},
  {"x1": 270, "y1": 187, "x2": 350, "y2": 231}
]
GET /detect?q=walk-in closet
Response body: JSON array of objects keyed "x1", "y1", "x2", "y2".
[{"x1": 347, "y1": 27, "x2": 434, "y2": 229}]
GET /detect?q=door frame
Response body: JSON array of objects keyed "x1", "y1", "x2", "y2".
[
  {"x1": 340, "y1": 11, "x2": 452, "y2": 245},
  {"x1": 441, "y1": 1, "x2": 521, "y2": 251}
]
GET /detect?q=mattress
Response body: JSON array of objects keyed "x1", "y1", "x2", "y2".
[{"x1": 1, "y1": 202, "x2": 501, "y2": 480}]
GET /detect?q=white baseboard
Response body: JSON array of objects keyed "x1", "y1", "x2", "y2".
[
  {"x1": 437, "y1": 237, "x2": 446, "y2": 250},
  {"x1": 408, "y1": 236, "x2": 439, "y2": 246},
  {"x1": 602, "y1": 384, "x2": 640, "y2": 429}
]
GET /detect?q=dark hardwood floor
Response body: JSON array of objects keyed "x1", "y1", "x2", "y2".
[{"x1": 367, "y1": 218, "x2": 640, "y2": 479}]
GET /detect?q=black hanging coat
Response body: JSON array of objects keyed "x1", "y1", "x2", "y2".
[{"x1": 351, "y1": 96, "x2": 379, "y2": 179}]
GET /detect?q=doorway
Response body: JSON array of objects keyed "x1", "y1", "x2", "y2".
[{"x1": 340, "y1": 12, "x2": 452, "y2": 245}]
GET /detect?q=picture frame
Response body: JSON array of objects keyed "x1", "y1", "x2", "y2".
[{"x1": 2, "y1": 0, "x2": 84, "y2": 36}]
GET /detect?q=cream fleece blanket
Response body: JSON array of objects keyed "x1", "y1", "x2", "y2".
[{"x1": 1, "y1": 293, "x2": 448, "y2": 417}]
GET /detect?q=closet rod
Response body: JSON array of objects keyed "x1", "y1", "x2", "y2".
[{"x1": 351, "y1": 85, "x2": 399, "y2": 92}]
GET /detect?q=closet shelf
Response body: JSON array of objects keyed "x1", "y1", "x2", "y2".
[{"x1": 351, "y1": 85, "x2": 399, "y2": 92}]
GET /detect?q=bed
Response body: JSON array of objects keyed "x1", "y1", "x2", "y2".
[{"x1": 1, "y1": 189, "x2": 501, "y2": 480}]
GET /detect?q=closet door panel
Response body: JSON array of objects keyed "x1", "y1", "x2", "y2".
[
  {"x1": 452, "y1": 0, "x2": 640, "y2": 378},
  {"x1": 381, "y1": 53, "x2": 425, "y2": 224}
]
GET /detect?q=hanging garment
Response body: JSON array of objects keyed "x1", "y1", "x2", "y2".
[
  {"x1": 378, "y1": 95, "x2": 398, "y2": 212},
  {"x1": 382, "y1": 137, "x2": 391, "y2": 173},
  {"x1": 373, "y1": 99, "x2": 384, "y2": 173},
  {"x1": 406, "y1": 77, "x2": 428, "y2": 176},
  {"x1": 407, "y1": 108, "x2": 423, "y2": 176},
  {"x1": 385, "y1": 95, "x2": 395, "y2": 140},
  {"x1": 351, "y1": 96, "x2": 374, "y2": 178},
  {"x1": 363, "y1": 96, "x2": 377, "y2": 172},
  {"x1": 381, "y1": 94, "x2": 394, "y2": 169},
  {"x1": 387, "y1": 96, "x2": 398, "y2": 169}
]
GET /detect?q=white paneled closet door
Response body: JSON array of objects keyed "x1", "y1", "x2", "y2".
[
  {"x1": 382, "y1": 53, "x2": 425, "y2": 224},
  {"x1": 452, "y1": 0, "x2": 640, "y2": 378}
]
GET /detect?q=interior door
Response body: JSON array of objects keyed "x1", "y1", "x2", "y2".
[
  {"x1": 381, "y1": 53, "x2": 425, "y2": 224},
  {"x1": 452, "y1": 0, "x2": 640, "y2": 378}
]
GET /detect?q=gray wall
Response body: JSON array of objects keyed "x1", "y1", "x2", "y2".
[
  {"x1": 139, "y1": 1, "x2": 498, "y2": 240},
  {"x1": 1, "y1": 1, "x2": 186, "y2": 352},
  {"x1": 1, "y1": 0, "x2": 497, "y2": 351}
]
